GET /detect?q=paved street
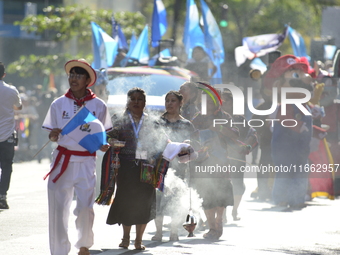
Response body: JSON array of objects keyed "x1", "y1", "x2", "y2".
[{"x1": 1, "y1": 159, "x2": 340, "y2": 255}]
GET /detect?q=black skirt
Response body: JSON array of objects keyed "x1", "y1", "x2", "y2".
[
  {"x1": 106, "y1": 159, "x2": 156, "y2": 226},
  {"x1": 194, "y1": 178, "x2": 234, "y2": 210}
]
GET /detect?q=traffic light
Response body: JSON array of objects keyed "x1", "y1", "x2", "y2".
[{"x1": 219, "y1": 4, "x2": 228, "y2": 27}]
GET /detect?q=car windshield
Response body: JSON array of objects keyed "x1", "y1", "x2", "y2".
[{"x1": 107, "y1": 73, "x2": 187, "y2": 96}]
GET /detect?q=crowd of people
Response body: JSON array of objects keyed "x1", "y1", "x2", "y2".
[{"x1": 0, "y1": 51, "x2": 339, "y2": 255}]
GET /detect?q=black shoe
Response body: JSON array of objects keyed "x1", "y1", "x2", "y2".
[{"x1": 0, "y1": 199, "x2": 9, "y2": 209}]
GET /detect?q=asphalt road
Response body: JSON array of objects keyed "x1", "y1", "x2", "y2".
[{"x1": 1, "y1": 159, "x2": 340, "y2": 255}]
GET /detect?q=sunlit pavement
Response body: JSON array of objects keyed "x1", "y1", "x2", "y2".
[{"x1": 1, "y1": 159, "x2": 340, "y2": 255}]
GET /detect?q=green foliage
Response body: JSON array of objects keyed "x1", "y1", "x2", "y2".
[
  {"x1": 15, "y1": 5, "x2": 145, "y2": 42},
  {"x1": 202, "y1": 0, "x2": 339, "y2": 53},
  {"x1": 8, "y1": 4, "x2": 146, "y2": 78},
  {"x1": 7, "y1": 54, "x2": 77, "y2": 77}
]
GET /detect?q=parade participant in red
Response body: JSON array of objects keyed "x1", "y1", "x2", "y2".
[
  {"x1": 42, "y1": 59, "x2": 112, "y2": 255},
  {"x1": 263, "y1": 55, "x2": 313, "y2": 209}
]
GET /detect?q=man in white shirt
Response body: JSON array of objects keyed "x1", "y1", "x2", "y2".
[
  {"x1": 0, "y1": 62, "x2": 22, "y2": 209},
  {"x1": 42, "y1": 59, "x2": 112, "y2": 255}
]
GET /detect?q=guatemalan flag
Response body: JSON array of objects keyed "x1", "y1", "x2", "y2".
[
  {"x1": 200, "y1": 0, "x2": 225, "y2": 63},
  {"x1": 200, "y1": 0, "x2": 224, "y2": 81},
  {"x1": 235, "y1": 27, "x2": 288, "y2": 67},
  {"x1": 91, "y1": 21, "x2": 118, "y2": 69},
  {"x1": 287, "y1": 26, "x2": 309, "y2": 59},
  {"x1": 183, "y1": 0, "x2": 205, "y2": 57},
  {"x1": 112, "y1": 15, "x2": 129, "y2": 51},
  {"x1": 129, "y1": 25, "x2": 150, "y2": 64},
  {"x1": 151, "y1": 0, "x2": 168, "y2": 47},
  {"x1": 61, "y1": 106, "x2": 107, "y2": 153}
]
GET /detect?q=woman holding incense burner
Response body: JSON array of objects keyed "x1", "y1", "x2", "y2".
[
  {"x1": 151, "y1": 90, "x2": 199, "y2": 241},
  {"x1": 106, "y1": 87, "x2": 160, "y2": 250}
]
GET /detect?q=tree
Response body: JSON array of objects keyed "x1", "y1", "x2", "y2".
[
  {"x1": 8, "y1": 1, "x2": 340, "y2": 81},
  {"x1": 205, "y1": 0, "x2": 340, "y2": 52},
  {"x1": 7, "y1": 5, "x2": 146, "y2": 79}
]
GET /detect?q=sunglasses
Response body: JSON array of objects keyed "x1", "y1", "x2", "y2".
[{"x1": 68, "y1": 73, "x2": 85, "y2": 80}]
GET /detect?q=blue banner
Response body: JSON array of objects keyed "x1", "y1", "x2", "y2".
[
  {"x1": 288, "y1": 26, "x2": 309, "y2": 59},
  {"x1": 200, "y1": 0, "x2": 225, "y2": 64},
  {"x1": 183, "y1": 0, "x2": 205, "y2": 57},
  {"x1": 91, "y1": 21, "x2": 118, "y2": 68},
  {"x1": 129, "y1": 25, "x2": 150, "y2": 64},
  {"x1": 151, "y1": 0, "x2": 168, "y2": 47}
]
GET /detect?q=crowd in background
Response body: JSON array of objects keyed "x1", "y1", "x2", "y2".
[{"x1": 13, "y1": 85, "x2": 59, "y2": 163}]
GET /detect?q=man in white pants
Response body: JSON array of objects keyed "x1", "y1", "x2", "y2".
[{"x1": 42, "y1": 59, "x2": 112, "y2": 255}]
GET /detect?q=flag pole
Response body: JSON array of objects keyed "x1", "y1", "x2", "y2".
[{"x1": 32, "y1": 140, "x2": 50, "y2": 159}]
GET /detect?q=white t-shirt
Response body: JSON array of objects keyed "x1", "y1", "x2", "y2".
[
  {"x1": 42, "y1": 95, "x2": 113, "y2": 152},
  {"x1": 0, "y1": 80, "x2": 22, "y2": 142}
]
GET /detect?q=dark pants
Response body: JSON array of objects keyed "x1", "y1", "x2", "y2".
[{"x1": 0, "y1": 140, "x2": 15, "y2": 196}]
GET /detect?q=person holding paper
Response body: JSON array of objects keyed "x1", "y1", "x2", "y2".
[
  {"x1": 42, "y1": 59, "x2": 112, "y2": 255},
  {"x1": 151, "y1": 90, "x2": 199, "y2": 242},
  {"x1": 106, "y1": 87, "x2": 160, "y2": 250}
]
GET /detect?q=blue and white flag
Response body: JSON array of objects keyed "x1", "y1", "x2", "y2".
[
  {"x1": 112, "y1": 15, "x2": 129, "y2": 51},
  {"x1": 288, "y1": 26, "x2": 309, "y2": 59},
  {"x1": 129, "y1": 25, "x2": 150, "y2": 64},
  {"x1": 243, "y1": 27, "x2": 287, "y2": 56},
  {"x1": 236, "y1": 27, "x2": 288, "y2": 66},
  {"x1": 151, "y1": 0, "x2": 168, "y2": 47},
  {"x1": 91, "y1": 21, "x2": 118, "y2": 69},
  {"x1": 128, "y1": 31, "x2": 137, "y2": 55},
  {"x1": 200, "y1": 0, "x2": 225, "y2": 64},
  {"x1": 117, "y1": 24, "x2": 128, "y2": 50},
  {"x1": 121, "y1": 32, "x2": 138, "y2": 67},
  {"x1": 61, "y1": 106, "x2": 107, "y2": 153},
  {"x1": 183, "y1": 0, "x2": 205, "y2": 57},
  {"x1": 111, "y1": 15, "x2": 118, "y2": 40}
]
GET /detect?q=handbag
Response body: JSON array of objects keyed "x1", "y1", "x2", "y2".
[
  {"x1": 140, "y1": 161, "x2": 157, "y2": 187},
  {"x1": 139, "y1": 154, "x2": 170, "y2": 191}
]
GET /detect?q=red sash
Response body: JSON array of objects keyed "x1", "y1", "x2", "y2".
[{"x1": 44, "y1": 146, "x2": 96, "y2": 183}]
